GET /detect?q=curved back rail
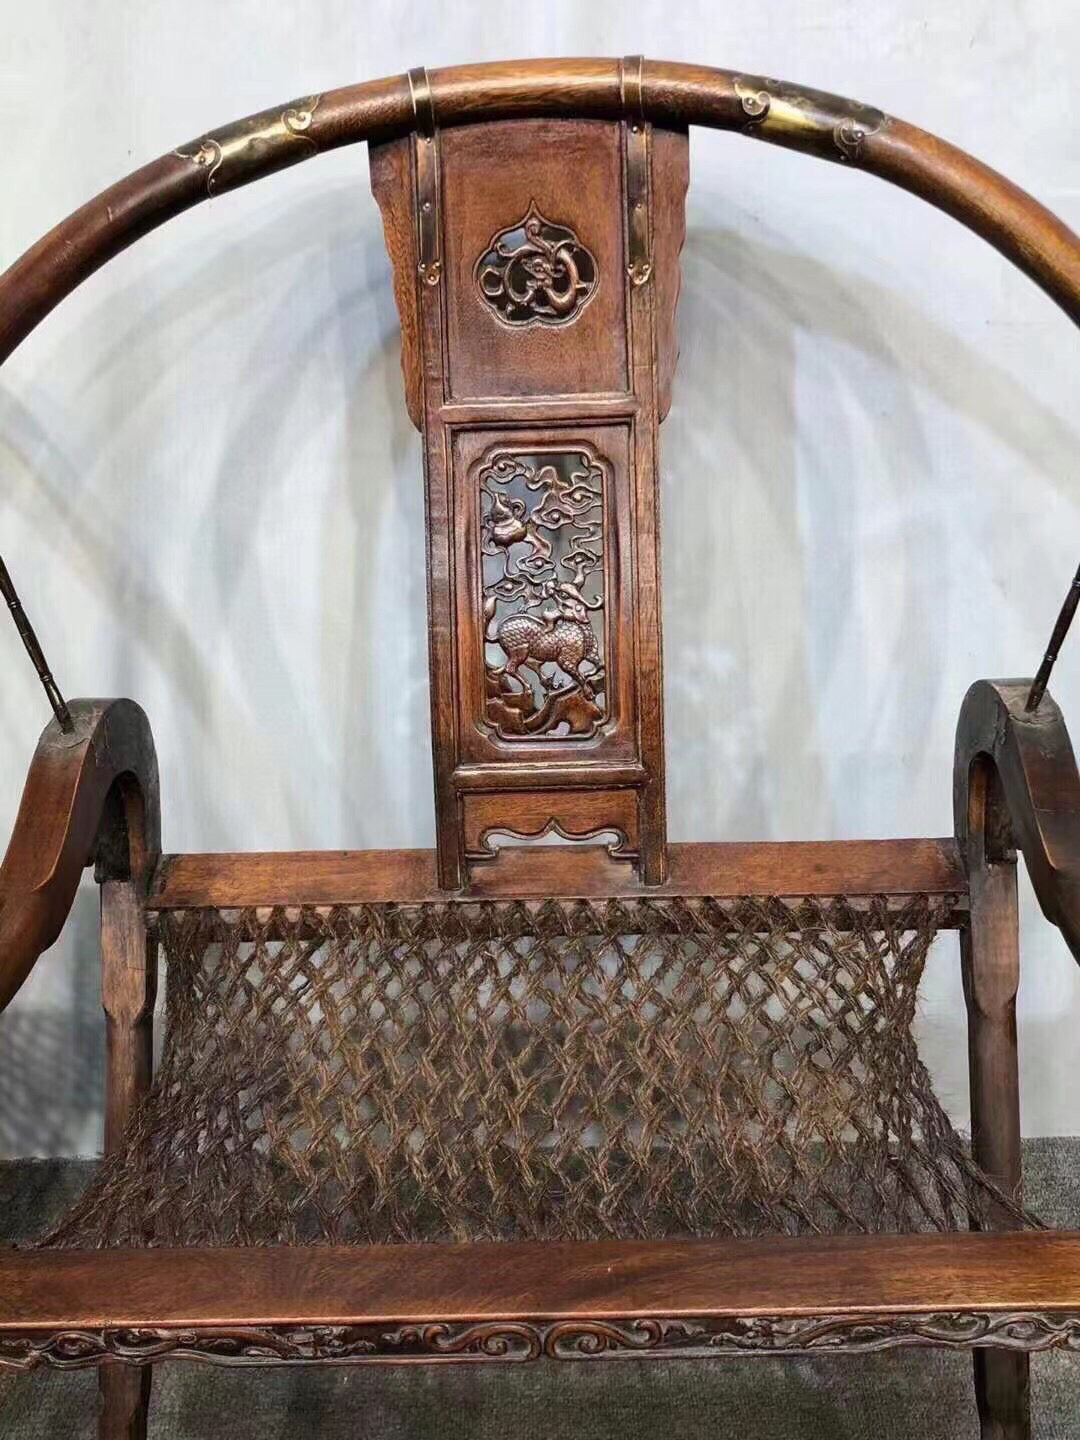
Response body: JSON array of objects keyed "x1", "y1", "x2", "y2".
[{"x1": 0, "y1": 58, "x2": 1078, "y2": 366}]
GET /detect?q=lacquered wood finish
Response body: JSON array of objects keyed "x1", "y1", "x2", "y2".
[
  {"x1": 370, "y1": 108, "x2": 683, "y2": 887},
  {"x1": 0, "y1": 61, "x2": 1076, "y2": 371},
  {"x1": 4, "y1": 1232, "x2": 1080, "y2": 1372},
  {"x1": 955, "y1": 680, "x2": 1080, "y2": 962},
  {"x1": 97, "y1": 1368, "x2": 150, "y2": 1439},
  {"x1": 100, "y1": 882, "x2": 156, "y2": 1156},
  {"x1": 99, "y1": 881, "x2": 156, "y2": 1438},
  {"x1": 98, "y1": 885, "x2": 156, "y2": 1440},
  {"x1": 952, "y1": 679, "x2": 1080, "y2": 1435},
  {"x1": 960, "y1": 732, "x2": 1029, "y2": 1438},
  {"x1": 0, "y1": 700, "x2": 159, "y2": 1012},
  {"x1": 953, "y1": 678, "x2": 1080, "y2": 1435},
  {"x1": 147, "y1": 837, "x2": 968, "y2": 909}
]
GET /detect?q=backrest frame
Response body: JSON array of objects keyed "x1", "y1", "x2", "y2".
[{"x1": 370, "y1": 100, "x2": 687, "y2": 886}]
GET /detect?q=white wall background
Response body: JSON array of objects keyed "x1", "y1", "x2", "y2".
[{"x1": 0, "y1": 1, "x2": 1077, "y2": 1156}]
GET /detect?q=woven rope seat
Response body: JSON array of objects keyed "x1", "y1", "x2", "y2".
[{"x1": 47, "y1": 893, "x2": 1026, "y2": 1249}]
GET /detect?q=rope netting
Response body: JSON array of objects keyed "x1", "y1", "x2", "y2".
[{"x1": 45, "y1": 895, "x2": 1031, "y2": 1247}]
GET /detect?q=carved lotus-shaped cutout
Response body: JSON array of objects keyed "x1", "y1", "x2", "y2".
[{"x1": 474, "y1": 202, "x2": 598, "y2": 327}]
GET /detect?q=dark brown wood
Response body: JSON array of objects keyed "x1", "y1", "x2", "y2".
[
  {"x1": 972, "y1": 1349, "x2": 1029, "y2": 1440},
  {"x1": 98, "y1": 770, "x2": 159, "y2": 1437},
  {"x1": 961, "y1": 761, "x2": 1023, "y2": 1226},
  {"x1": 0, "y1": 706, "x2": 161, "y2": 1433},
  {"x1": 147, "y1": 836, "x2": 967, "y2": 909},
  {"x1": 446, "y1": 423, "x2": 637, "y2": 774},
  {"x1": 97, "y1": 1371, "x2": 151, "y2": 1439},
  {"x1": 1, "y1": 60, "x2": 1078, "y2": 368},
  {"x1": 371, "y1": 103, "x2": 684, "y2": 888},
  {"x1": 460, "y1": 788, "x2": 641, "y2": 862},
  {"x1": 953, "y1": 677, "x2": 1080, "y2": 1435},
  {"x1": 0, "y1": 699, "x2": 160, "y2": 1012},
  {"x1": 960, "y1": 755, "x2": 1029, "y2": 1438},
  {"x1": 4, "y1": 1233, "x2": 1080, "y2": 1351},
  {"x1": 438, "y1": 120, "x2": 630, "y2": 399},
  {"x1": 953, "y1": 678, "x2": 1080, "y2": 1435},
  {"x1": 370, "y1": 133, "x2": 423, "y2": 428},
  {"x1": 955, "y1": 679, "x2": 1080, "y2": 962},
  {"x1": 7, "y1": 1308, "x2": 1080, "y2": 1371},
  {"x1": 653, "y1": 125, "x2": 689, "y2": 421},
  {"x1": 100, "y1": 880, "x2": 157, "y2": 1158}
]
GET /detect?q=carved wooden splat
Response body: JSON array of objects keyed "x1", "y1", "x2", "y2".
[{"x1": 370, "y1": 105, "x2": 688, "y2": 888}]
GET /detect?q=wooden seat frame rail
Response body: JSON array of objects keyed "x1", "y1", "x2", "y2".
[{"x1": 1, "y1": 56, "x2": 1079, "y2": 1440}]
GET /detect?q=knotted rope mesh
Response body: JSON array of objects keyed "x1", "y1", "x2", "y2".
[{"x1": 46, "y1": 894, "x2": 1029, "y2": 1248}]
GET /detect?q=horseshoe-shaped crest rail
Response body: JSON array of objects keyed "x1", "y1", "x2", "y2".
[{"x1": 0, "y1": 58, "x2": 1078, "y2": 366}]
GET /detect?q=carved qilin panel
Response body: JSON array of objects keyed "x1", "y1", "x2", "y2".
[
  {"x1": 480, "y1": 446, "x2": 607, "y2": 740},
  {"x1": 474, "y1": 202, "x2": 598, "y2": 328}
]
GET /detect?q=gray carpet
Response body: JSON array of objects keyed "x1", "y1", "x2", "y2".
[{"x1": 3, "y1": 1142, "x2": 1080, "y2": 1438}]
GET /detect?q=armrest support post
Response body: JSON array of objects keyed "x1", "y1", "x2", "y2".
[
  {"x1": 0, "y1": 702, "x2": 159, "y2": 1436},
  {"x1": 0, "y1": 698, "x2": 160, "y2": 1012},
  {"x1": 99, "y1": 875, "x2": 156, "y2": 1439},
  {"x1": 956, "y1": 715, "x2": 1031, "y2": 1440},
  {"x1": 961, "y1": 756, "x2": 1022, "y2": 1215}
]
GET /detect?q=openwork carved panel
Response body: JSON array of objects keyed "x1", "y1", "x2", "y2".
[
  {"x1": 6, "y1": 1311, "x2": 1080, "y2": 1371},
  {"x1": 475, "y1": 202, "x2": 598, "y2": 327},
  {"x1": 480, "y1": 446, "x2": 607, "y2": 739}
]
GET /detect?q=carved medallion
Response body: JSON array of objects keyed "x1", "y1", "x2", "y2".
[
  {"x1": 480, "y1": 446, "x2": 607, "y2": 739},
  {"x1": 474, "y1": 202, "x2": 597, "y2": 327}
]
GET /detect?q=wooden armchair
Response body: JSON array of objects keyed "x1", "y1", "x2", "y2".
[{"x1": 1, "y1": 58, "x2": 1079, "y2": 1440}]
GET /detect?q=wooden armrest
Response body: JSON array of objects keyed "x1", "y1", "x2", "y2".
[
  {"x1": 0, "y1": 698, "x2": 159, "y2": 1011},
  {"x1": 955, "y1": 680, "x2": 1080, "y2": 962}
]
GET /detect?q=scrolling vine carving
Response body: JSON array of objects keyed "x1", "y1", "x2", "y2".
[
  {"x1": 5, "y1": 1312, "x2": 1080, "y2": 1371},
  {"x1": 479, "y1": 446, "x2": 607, "y2": 739},
  {"x1": 474, "y1": 202, "x2": 598, "y2": 327}
]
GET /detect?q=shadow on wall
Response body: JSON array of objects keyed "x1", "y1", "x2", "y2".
[
  {"x1": 0, "y1": 886, "x2": 102, "y2": 1157},
  {"x1": 0, "y1": 184, "x2": 431, "y2": 853},
  {"x1": 663, "y1": 217, "x2": 1078, "y2": 843}
]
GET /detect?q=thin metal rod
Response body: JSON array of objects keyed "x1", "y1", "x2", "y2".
[
  {"x1": 0, "y1": 552, "x2": 74, "y2": 731},
  {"x1": 1027, "y1": 561, "x2": 1080, "y2": 712}
]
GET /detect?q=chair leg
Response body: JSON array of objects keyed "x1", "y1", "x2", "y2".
[
  {"x1": 98, "y1": 878, "x2": 157, "y2": 1439},
  {"x1": 961, "y1": 760, "x2": 1029, "y2": 1440},
  {"x1": 973, "y1": 1351, "x2": 1030, "y2": 1440},
  {"x1": 99, "y1": 1368, "x2": 151, "y2": 1440}
]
